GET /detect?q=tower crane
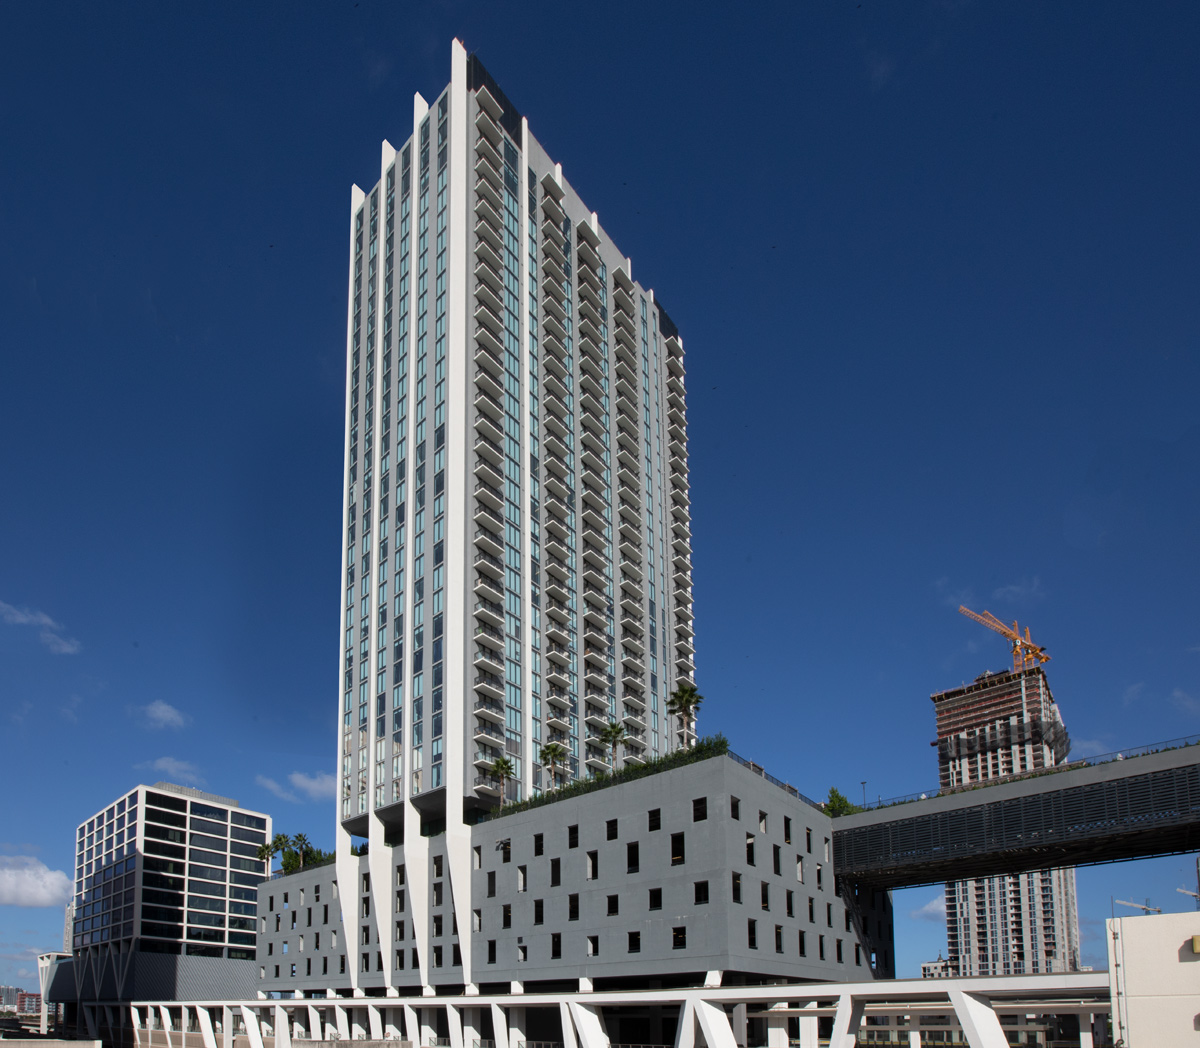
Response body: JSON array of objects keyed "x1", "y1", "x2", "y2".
[{"x1": 958, "y1": 605, "x2": 1051, "y2": 673}]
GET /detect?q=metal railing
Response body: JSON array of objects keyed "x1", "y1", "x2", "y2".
[
  {"x1": 727, "y1": 750, "x2": 825, "y2": 812},
  {"x1": 858, "y1": 732, "x2": 1200, "y2": 811}
]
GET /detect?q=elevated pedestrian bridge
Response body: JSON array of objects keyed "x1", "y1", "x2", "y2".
[{"x1": 832, "y1": 742, "x2": 1200, "y2": 888}]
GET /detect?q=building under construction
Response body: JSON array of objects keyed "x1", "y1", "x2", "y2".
[
  {"x1": 931, "y1": 667, "x2": 1081, "y2": 977},
  {"x1": 933, "y1": 666, "x2": 1070, "y2": 791}
]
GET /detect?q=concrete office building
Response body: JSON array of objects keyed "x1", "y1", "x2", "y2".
[
  {"x1": 47, "y1": 782, "x2": 271, "y2": 1007},
  {"x1": 931, "y1": 668, "x2": 1081, "y2": 976},
  {"x1": 256, "y1": 39, "x2": 894, "y2": 1001}
]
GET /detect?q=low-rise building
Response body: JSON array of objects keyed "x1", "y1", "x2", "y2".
[
  {"x1": 1108, "y1": 909, "x2": 1200, "y2": 1047},
  {"x1": 46, "y1": 782, "x2": 272, "y2": 1019},
  {"x1": 257, "y1": 749, "x2": 894, "y2": 996}
]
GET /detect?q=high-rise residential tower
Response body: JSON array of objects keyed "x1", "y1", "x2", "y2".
[
  {"x1": 931, "y1": 668, "x2": 1081, "y2": 976},
  {"x1": 335, "y1": 39, "x2": 696, "y2": 992}
]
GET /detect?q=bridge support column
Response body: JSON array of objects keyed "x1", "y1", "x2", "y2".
[
  {"x1": 829, "y1": 995, "x2": 864, "y2": 1048},
  {"x1": 490, "y1": 1003, "x2": 510, "y2": 1048},
  {"x1": 765, "y1": 1012, "x2": 788, "y2": 1048},
  {"x1": 673, "y1": 1001, "x2": 695, "y2": 1048},
  {"x1": 730, "y1": 1004, "x2": 747, "y2": 1047},
  {"x1": 559, "y1": 1002, "x2": 578, "y2": 1048},
  {"x1": 795, "y1": 1003, "x2": 818, "y2": 1048},
  {"x1": 568, "y1": 1003, "x2": 609, "y2": 1048},
  {"x1": 693, "y1": 1000, "x2": 737, "y2": 1048},
  {"x1": 446, "y1": 1002, "x2": 464, "y2": 1048},
  {"x1": 1078, "y1": 1015, "x2": 1094, "y2": 1048},
  {"x1": 948, "y1": 990, "x2": 1006, "y2": 1048}
]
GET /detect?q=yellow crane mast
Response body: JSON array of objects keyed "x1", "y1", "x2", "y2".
[{"x1": 958, "y1": 604, "x2": 1051, "y2": 673}]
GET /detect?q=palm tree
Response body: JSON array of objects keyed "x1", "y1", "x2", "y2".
[
  {"x1": 599, "y1": 721, "x2": 628, "y2": 771},
  {"x1": 257, "y1": 832, "x2": 291, "y2": 867},
  {"x1": 539, "y1": 742, "x2": 568, "y2": 791},
  {"x1": 666, "y1": 681, "x2": 704, "y2": 748},
  {"x1": 292, "y1": 833, "x2": 311, "y2": 868},
  {"x1": 489, "y1": 756, "x2": 515, "y2": 801}
]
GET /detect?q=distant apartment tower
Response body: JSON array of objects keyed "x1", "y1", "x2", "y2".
[
  {"x1": 0, "y1": 985, "x2": 18, "y2": 1008},
  {"x1": 932, "y1": 668, "x2": 1081, "y2": 976},
  {"x1": 921, "y1": 955, "x2": 952, "y2": 979},
  {"x1": 56, "y1": 782, "x2": 271, "y2": 1004},
  {"x1": 333, "y1": 39, "x2": 695, "y2": 990}
]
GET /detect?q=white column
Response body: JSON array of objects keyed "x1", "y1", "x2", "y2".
[
  {"x1": 490, "y1": 1004, "x2": 510, "y2": 1048},
  {"x1": 829, "y1": 995, "x2": 865, "y2": 1048},
  {"x1": 508, "y1": 1006, "x2": 526, "y2": 1048},
  {"x1": 1078, "y1": 1020, "x2": 1093, "y2": 1048},
  {"x1": 335, "y1": 1004, "x2": 350, "y2": 1041},
  {"x1": 369, "y1": 1004, "x2": 384, "y2": 1040},
  {"x1": 730, "y1": 1004, "x2": 747, "y2": 1047},
  {"x1": 423, "y1": 1005, "x2": 441, "y2": 1047},
  {"x1": 693, "y1": 1001, "x2": 737, "y2": 1048},
  {"x1": 947, "y1": 990, "x2": 1008, "y2": 1048},
  {"x1": 795, "y1": 1002, "x2": 818, "y2": 1048},
  {"x1": 765, "y1": 1014, "x2": 788, "y2": 1048},
  {"x1": 559, "y1": 1002, "x2": 578, "y2": 1048},
  {"x1": 567, "y1": 1004, "x2": 610, "y2": 1048},
  {"x1": 907, "y1": 1026, "x2": 922, "y2": 1048},
  {"x1": 221, "y1": 1006, "x2": 234, "y2": 1048},
  {"x1": 273, "y1": 1005, "x2": 292, "y2": 1048},
  {"x1": 461, "y1": 1006, "x2": 481, "y2": 1048},
  {"x1": 385, "y1": 1006, "x2": 404, "y2": 1040},
  {"x1": 447, "y1": 1003, "x2": 465, "y2": 1048},
  {"x1": 403, "y1": 1003, "x2": 421, "y2": 1045},
  {"x1": 240, "y1": 1006, "x2": 265, "y2": 1048},
  {"x1": 673, "y1": 1002, "x2": 695, "y2": 1048},
  {"x1": 159, "y1": 1004, "x2": 174, "y2": 1048}
]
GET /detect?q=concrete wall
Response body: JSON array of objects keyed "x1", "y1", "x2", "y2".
[
  {"x1": 256, "y1": 754, "x2": 895, "y2": 995},
  {"x1": 1108, "y1": 910, "x2": 1200, "y2": 1046}
]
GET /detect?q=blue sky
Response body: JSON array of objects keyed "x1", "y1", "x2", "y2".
[{"x1": 2, "y1": 1, "x2": 1198, "y2": 985}]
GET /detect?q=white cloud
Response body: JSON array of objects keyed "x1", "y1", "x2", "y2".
[
  {"x1": 909, "y1": 894, "x2": 946, "y2": 922},
  {"x1": 142, "y1": 700, "x2": 188, "y2": 730},
  {"x1": 991, "y1": 576, "x2": 1046, "y2": 604},
  {"x1": 1171, "y1": 688, "x2": 1200, "y2": 715},
  {"x1": 933, "y1": 577, "x2": 974, "y2": 609},
  {"x1": 289, "y1": 771, "x2": 336, "y2": 802},
  {"x1": 41, "y1": 630, "x2": 81, "y2": 655},
  {"x1": 0, "y1": 598, "x2": 80, "y2": 655},
  {"x1": 138, "y1": 756, "x2": 205, "y2": 785},
  {"x1": 1122, "y1": 682, "x2": 1146, "y2": 705},
  {"x1": 256, "y1": 775, "x2": 298, "y2": 803},
  {"x1": 0, "y1": 857, "x2": 72, "y2": 907},
  {"x1": 0, "y1": 601, "x2": 56, "y2": 628},
  {"x1": 257, "y1": 771, "x2": 337, "y2": 804}
]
